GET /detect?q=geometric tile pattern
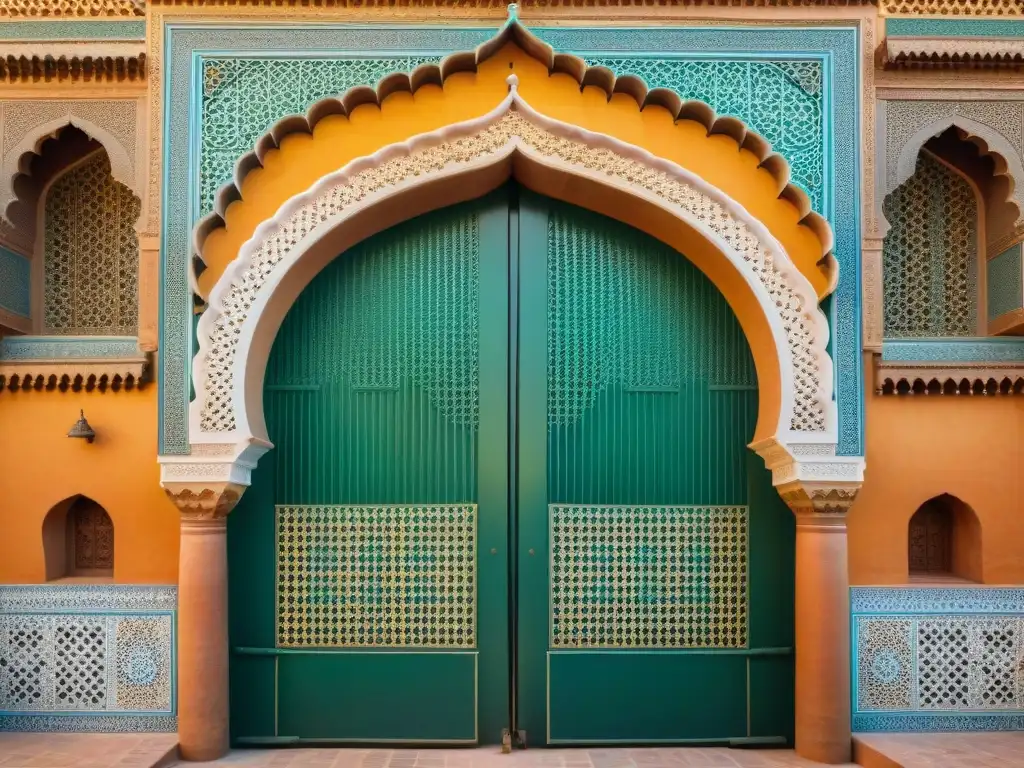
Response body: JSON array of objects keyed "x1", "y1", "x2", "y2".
[
  {"x1": 43, "y1": 150, "x2": 140, "y2": 336},
  {"x1": 852, "y1": 587, "x2": 1024, "y2": 732},
  {"x1": 0, "y1": 585, "x2": 175, "y2": 732},
  {"x1": 276, "y1": 505, "x2": 477, "y2": 649},
  {"x1": 550, "y1": 505, "x2": 748, "y2": 649},
  {"x1": 165, "y1": 26, "x2": 859, "y2": 461},
  {"x1": 883, "y1": 151, "x2": 978, "y2": 338},
  {"x1": 987, "y1": 244, "x2": 1023, "y2": 321},
  {"x1": 0, "y1": 245, "x2": 30, "y2": 319}
]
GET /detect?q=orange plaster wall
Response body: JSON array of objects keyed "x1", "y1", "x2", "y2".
[
  {"x1": 0, "y1": 387, "x2": 179, "y2": 584},
  {"x1": 849, "y1": 361, "x2": 1024, "y2": 586},
  {"x1": 199, "y1": 43, "x2": 828, "y2": 302}
]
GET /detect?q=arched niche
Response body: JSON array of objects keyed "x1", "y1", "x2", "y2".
[
  {"x1": 42, "y1": 494, "x2": 115, "y2": 581},
  {"x1": 908, "y1": 493, "x2": 982, "y2": 583}
]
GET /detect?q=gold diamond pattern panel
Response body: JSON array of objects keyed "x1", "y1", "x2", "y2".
[
  {"x1": 43, "y1": 151, "x2": 140, "y2": 336},
  {"x1": 276, "y1": 505, "x2": 477, "y2": 648},
  {"x1": 550, "y1": 505, "x2": 748, "y2": 649}
]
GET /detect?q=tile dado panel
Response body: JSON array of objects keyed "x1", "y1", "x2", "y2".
[
  {"x1": 0, "y1": 585, "x2": 176, "y2": 732},
  {"x1": 852, "y1": 587, "x2": 1024, "y2": 732}
]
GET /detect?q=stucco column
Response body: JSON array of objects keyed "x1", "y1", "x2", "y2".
[
  {"x1": 774, "y1": 479, "x2": 858, "y2": 765},
  {"x1": 793, "y1": 511, "x2": 851, "y2": 764},
  {"x1": 164, "y1": 483, "x2": 244, "y2": 762}
]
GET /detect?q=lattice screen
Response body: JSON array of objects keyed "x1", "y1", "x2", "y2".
[
  {"x1": 550, "y1": 505, "x2": 748, "y2": 649},
  {"x1": 882, "y1": 152, "x2": 978, "y2": 338},
  {"x1": 276, "y1": 504, "x2": 477, "y2": 648},
  {"x1": 43, "y1": 151, "x2": 140, "y2": 336}
]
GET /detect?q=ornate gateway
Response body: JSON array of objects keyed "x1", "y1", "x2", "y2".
[{"x1": 227, "y1": 187, "x2": 796, "y2": 745}]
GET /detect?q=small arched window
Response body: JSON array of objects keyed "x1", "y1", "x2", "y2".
[
  {"x1": 908, "y1": 494, "x2": 982, "y2": 583},
  {"x1": 42, "y1": 495, "x2": 114, "y2": 580}
]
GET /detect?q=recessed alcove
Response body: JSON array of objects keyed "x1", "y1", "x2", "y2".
[
  {"x1": 908, "y1": 493, "x2": 982, "y2": 584},
  {"x1": 42, "y1": 494, "x2": 114, "y2": 581}
]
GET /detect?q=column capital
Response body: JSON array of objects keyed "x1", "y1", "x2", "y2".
[
  {"x1": 753, "y1": 438, "x2": 863, "y2": 524},
  {"x1": 777, "y1": 481, "x2": 859, "y2": 525},
  {"x1": 164, "y1": 482, "x2": 245, "y2": 523}
]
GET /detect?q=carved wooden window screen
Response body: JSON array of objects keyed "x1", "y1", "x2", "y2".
[
  {"x1": 71, "y1": 499, "x2": 114, "y2": 571},
  {"x1": 908, "y1": 499, "x2": 953, "y2": 575}
]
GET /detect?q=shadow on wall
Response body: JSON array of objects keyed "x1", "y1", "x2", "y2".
[{"x1": 41, "y1": 494, "x2": 115, "y2": 581}]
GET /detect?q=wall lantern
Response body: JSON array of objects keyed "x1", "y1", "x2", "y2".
[{"x1": 67, "y1": 410, "x2": 96, "y2": 443}]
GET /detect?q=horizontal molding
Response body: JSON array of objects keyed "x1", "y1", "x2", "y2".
[
  {"x1": 886, "y1": 19, "x2": 1024, "y2": 38},
  {"x1": 851, "y1": 586, "x2": 1024, "y2": 614},
  {"x1": 854, "y1": 713, "x2": 1024, "y2": 732},
  {"x1": 0, "y1": 584, "x2": 176, "y2": 613},
  {"x1": 881, "y1": 338, "x2": 1024, "y2": 363},
  {"x1": 0, "y1": 20, "x2": 145, "y2": 40},
  {"x1": 0, "y1": 714, "x2": 177, "y2": 733},
  {"x1": 0, "y1": 335, "x2": 141, "y2": 361}
]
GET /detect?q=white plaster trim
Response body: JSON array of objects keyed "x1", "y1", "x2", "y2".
[
  {"x1": 0, "y1": 42, "x2": 144, "y2": 59},
  {"x1": 0, "y1": 113, "x2": 136, "y2": 224},
  {"x1": 887, "y1": 37, "x2": 1024, "y2": 64},
  {"x1": 187, "y1": 76, "x2": 837, "y2": 482},
  {"x1": 891, "y1": 112, "x2": 1024, "y2": 224}
]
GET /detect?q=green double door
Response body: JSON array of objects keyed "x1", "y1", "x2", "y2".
[{"x1": 227, "y1": 184, "x2": 795, "y2": 748}]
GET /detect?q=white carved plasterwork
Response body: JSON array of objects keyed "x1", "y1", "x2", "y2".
[
  {"x1": 0, "y1": 99, "x2": 143, "y2": 225},
  {"x1": 169, "y1": 77, "x2": 859, "y2": 506},
  {"x1": 882, "y1": 100, "x2": 1024, "y2": 227},
  {"x1": 886, "y1": 38, "x2": 1024, "y2": 68}
]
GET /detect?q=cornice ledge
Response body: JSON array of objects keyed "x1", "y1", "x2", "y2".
[
  {"x1": 875, "y1": 361, "x2": 1024, "y2": 395},
  {"x1": 0, "y1": 50, "x2": 145, "y2": 82},
  {"x1": 885, "y1": 37, "x2": 1024, "y2": 69},
  {"x1": 149, "y1": 0, "x2": 875, "y2": 6},
  {"x1": 0, "y1": 335, "x2": 147, "y2": 390},
  {"x1": 0, "y1": 0, "x2": 143, "y2": 16}
]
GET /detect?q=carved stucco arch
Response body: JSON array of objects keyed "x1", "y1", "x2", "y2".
[
  {"x1": 891, "y1": 114, "x2": 1024, "y2": 228},
  {"x1": 163, "y1": 80, "x2": 864, "y2": 515},
  {"x1": 0, "y1": 113, "x2": 137, "y2": 228}
]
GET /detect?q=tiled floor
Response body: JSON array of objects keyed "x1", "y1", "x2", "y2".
[
  {"x1": 171, "y1": 748, "x2": 855, "y2": 768},
  {"x1": 0, "y1": 733, "x2": 178, "y2": 768},
  {"x1": 853, "y1": 732, "x2": 1024, "y2": 768}
]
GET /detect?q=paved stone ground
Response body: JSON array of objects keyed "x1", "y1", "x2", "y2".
[
  {"x1": 170, "y1": 748, "x2": 854, "y2": 768},
  {"x1": 0, "y1": 733, "x2": 178, "y2": 768},
  {"x1": 853, "y1": 732, "x2": 1024, "y2": 768}
]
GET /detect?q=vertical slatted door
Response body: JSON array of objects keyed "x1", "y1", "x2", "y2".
[
  {"x1": 515, "y1": 193, "x2": 796, "y2": 746},
  {"x1": 227, "y1": 194, "x2": 512, "y2": 745}
]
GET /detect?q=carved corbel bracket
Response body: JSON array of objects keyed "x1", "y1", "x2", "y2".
[
  {"x1": 753, "y1": 438, "x2": 864, "y2": 524},
  {"x1": 158, "y1": 439, "x2": 272, "y2": 521},
  {"x1": 163, "y1": 482, "x2": 244, "y2": 522}
]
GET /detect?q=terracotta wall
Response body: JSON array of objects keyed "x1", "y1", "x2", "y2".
[
  {"x1": 0, "y1": 386, "x2": 179, "y2": 583},
  {"x1": 849, "y1": 356, "x2": 1024, "y2": 585}
]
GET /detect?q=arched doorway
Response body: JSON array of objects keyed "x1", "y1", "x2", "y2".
[{"x1": 226, "y1": 184, "x2": 796, "y2": 747}]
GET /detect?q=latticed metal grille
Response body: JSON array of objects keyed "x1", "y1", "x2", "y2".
[
  {"x1": 550, "y1": 505, "x2": 748, "y2": 649},
  {"x1": 43, "y1": 151, "x2": 140, "y2": 336},
  {"x1": 882, "y1": 152, "x2": 978, "y2": 338},
  {"x1": 275, "y1": 505, "x2": 477, "y2": 648},
  {"x1": 547, "y1": 208, "x2": 756, "y2": 428}
]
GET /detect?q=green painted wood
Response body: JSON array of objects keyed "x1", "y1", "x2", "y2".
[
  {"x1": 547, "y1": 652, "x2": 747, "y2": 743},
  {"x1": 228, "y1": 192, "x2": 512, "y2": 745},
  {"x1": 229, "y1": 185, "x2": 794, "y2": 747},
  {"x1": 276, "y1": 652, "x2": 478, "y2": 742},
  {"x1": 516, "y1": 191, "x2": 794, "y2": 745}
]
